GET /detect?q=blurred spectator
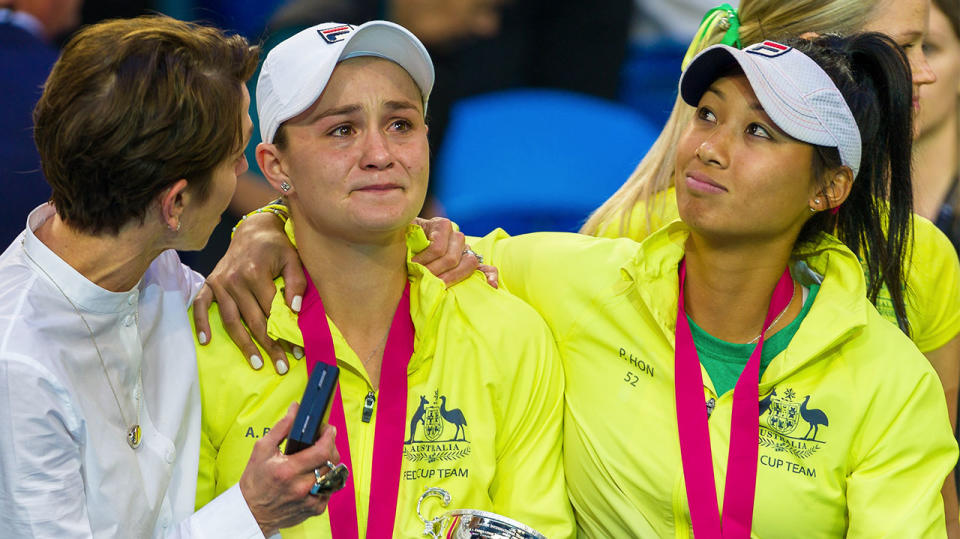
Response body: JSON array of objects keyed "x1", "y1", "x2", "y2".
[
  {"x1": 915, "y1": 0, "x2": 960, "y2": 249},
  {"x1": 0, "y1": 0, "x2": 82, "y2": 245}
]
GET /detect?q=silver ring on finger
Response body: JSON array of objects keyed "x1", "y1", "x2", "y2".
[
  {"x1": 310, "y1": 461, "x2": 349, "y2": 496},
  {"x1": 310, "y1": 464, "x2": 328, "y2": 496},
  {"x1": 462, "y1": 248, "x2": 483, "y2": 264},
  {"x1": 310, "y1": 467, "x2": 324, "y2": 495}
]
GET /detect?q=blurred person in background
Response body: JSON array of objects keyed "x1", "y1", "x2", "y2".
[
  {"x1": 915, "y1": 0, "x2": 960, "y2": 249},
  {"x1": 0, "y1": 0, "x2": 82, "y2": 245},
  {"x1": 0, "y1": 0, "x2": 157, "y2": 246}
]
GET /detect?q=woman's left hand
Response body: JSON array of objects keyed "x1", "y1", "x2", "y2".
[
  {"x1": 413, "y1": 217, "x2": 498, "y2": 288},
  {"x1": 193, "y1": 212, "x2": 303, "y2": 375}
]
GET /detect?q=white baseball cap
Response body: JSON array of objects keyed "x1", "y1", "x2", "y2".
[
  {"x1": 680, "y1": 40, "x2": 862, "y2": 179},
  {"x1": 256, "y1": 20, "x2": 435, "y2": 144}
]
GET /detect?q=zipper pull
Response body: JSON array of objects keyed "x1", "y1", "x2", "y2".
[
  {"x1": 362, "y1": 391, "x2": 376, "y2": 423},
  {"x1": 705, "y1": 397, "x2": 716, "y2": 419}
]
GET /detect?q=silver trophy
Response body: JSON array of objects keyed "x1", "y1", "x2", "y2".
[{"x1": 417, "y1": 487, "x2": 548, "y2": 539}]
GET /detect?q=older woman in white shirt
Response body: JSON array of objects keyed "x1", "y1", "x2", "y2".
[{"x1": 0, "y1": 16, "x2": 340, "y2": 537}]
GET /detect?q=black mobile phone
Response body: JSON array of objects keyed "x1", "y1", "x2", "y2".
[{"x1": 284, "y1": 362, "x2": 339, "y2": 455}]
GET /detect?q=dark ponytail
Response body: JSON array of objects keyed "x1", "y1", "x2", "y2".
[{"x1": 789, "y1": 33, "x2": 915, "y2": 334}]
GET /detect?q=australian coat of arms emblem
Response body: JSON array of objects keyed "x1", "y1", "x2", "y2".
[
  {"x1": 404, "y1": 390, "x2": 471, "y2": 463},
  {"x1": 758, "y1": 387, "x2": 828, "y2": 459}
]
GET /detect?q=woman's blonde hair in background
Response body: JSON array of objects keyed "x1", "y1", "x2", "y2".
[{"x1": 580, "y1": 0, "x2": 884, "y2": 237}]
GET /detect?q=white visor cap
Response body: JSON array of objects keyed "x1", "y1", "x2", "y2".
[
  {"x1": 257, "y1": 20, "x2": 435, "y2": 144},
  {"x1": 680, "y1": 41, "x2": 861, "y2": 179}
]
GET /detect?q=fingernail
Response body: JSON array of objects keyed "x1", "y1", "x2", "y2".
[
  {"x1": 276, "y1": 360, "x2": 288, "y2": 375},
  {"x1": 292, "y1": 345, "x2": 304, "y2": 359},
  {"x1": 197, "y1": 331, "x2": 207, "y2": 345},
  {"x1": 291, "y1": 295, "x2": 302, "y2": 312},
  {"x1": 250, "y1": 354, "x2": 263, "y2": 369}
]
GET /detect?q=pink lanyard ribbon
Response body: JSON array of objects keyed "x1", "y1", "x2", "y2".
[
  {"x1": 299, "y1": 273, "x2": 414, "y2": 539},
  {"x1": 675, "y1": 260, "x2": 793, "y2": 538}
]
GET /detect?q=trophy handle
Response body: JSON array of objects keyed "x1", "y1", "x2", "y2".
[{"x1": 417, "y1": 487, "x2": 452, "y2": 539}]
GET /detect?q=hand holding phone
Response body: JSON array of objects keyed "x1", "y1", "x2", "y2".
[
  {"x1": 284, "y1": 362, "x2": 349, "y2": 496},
  {"x1": 285, "y1": 362, "x2": 340, "y2": 454}
]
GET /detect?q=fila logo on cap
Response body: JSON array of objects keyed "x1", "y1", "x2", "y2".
[
  {"x1": 318, "y1": 24, "x2": 353, "y2": 44},
  {"x1": 747, "y1": 41, "x2": 792, "y2": 58}
]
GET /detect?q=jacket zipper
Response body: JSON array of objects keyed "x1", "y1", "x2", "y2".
[{"x1": 362, "y1": 391, "x2": 375, "y2": 423}]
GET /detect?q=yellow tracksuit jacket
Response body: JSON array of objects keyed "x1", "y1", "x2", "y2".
[
  {"x1": 193, "y1": 225, "x2": 575, "y2": 538},
  {"x1": 595, "y1": 187, "x2": 960, "y2": 353},
  {"x1": 472, "y1": 221, "x2": 958, "y2": 538}
]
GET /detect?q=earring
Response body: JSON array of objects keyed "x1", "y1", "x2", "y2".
[
  {"x1": 809, "y1": 207, "x2": 817, "y2": 213},
  {"x1": 814, "y1": 198, "x2": 822, "y2": 205},
  {"x1": 169, "y1": 219, "x2": 181, "y2": 232},
  {"x1": 280, "y1": 181, "x2": 291, "y2": 193}
]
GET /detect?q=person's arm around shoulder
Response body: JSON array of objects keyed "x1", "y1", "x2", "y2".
[
  {"x1": 845, "y1": 337, "x2": 958, "y2": 537},
  {"x1": 487, "y1": 304, "x2": 575, "y2": 538},
  {"x1": 0, "y1": 356, "x2": 93, "y2": 536},
  {"x1": 192, "y1": 210, "x2": 485, "y2": 375}
]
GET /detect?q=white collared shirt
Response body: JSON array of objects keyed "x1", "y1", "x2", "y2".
[{"x1": 0, "y1": 204, "x2": 262, "y2": 538}]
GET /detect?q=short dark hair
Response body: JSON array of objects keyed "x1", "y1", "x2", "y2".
[{"x1": 33, "y1": 15, "x2": 260, "y2": 234}]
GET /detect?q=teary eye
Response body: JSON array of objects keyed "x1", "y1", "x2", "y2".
[
  {"x1": 389, "y1": 119, "x2": 412, "y2": 132},
  {"x1": 329, "y1": 125, "x2": 354, "y2": 137}
]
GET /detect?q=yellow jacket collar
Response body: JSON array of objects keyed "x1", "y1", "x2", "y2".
[{"x1": 621, "y1": 219, "x2": 870, "y2": 386}]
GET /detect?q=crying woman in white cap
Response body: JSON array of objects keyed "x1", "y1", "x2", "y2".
[{"x1": 191, "y1": 21, "x2": 575, "y2": 539}]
